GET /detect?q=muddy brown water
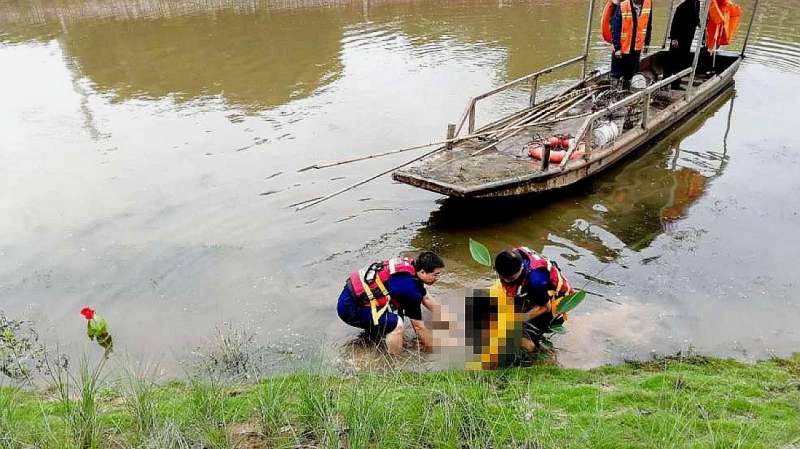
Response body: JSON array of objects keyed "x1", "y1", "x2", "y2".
[{"x1": 2, "y1": 0, "x2": 799, "y2": 374}]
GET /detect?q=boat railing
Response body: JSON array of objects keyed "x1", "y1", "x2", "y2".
[
  {"x1": 557, "y1": 66, "x2": 695, "y2": 170},
  {"x1": 451, "y1": 54, "x2": 588, "y2": 139}
]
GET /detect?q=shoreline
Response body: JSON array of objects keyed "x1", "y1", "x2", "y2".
[{"x1": 3, "y1": 353, "x2": 799, "y2": 448}]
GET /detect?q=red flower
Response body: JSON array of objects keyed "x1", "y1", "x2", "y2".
[{"x1": 80, "y1": 307, "x2": 95, "y2": 320}]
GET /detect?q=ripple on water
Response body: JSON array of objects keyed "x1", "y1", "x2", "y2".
[{"x1": 746, "y1": 35, "x2": 800, "y2": 72}]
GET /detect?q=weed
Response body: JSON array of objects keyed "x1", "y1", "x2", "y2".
[
  {"x1": 295, "y1": 373, "x2": 341, "y2": 448},
  {"x1": 44, "y1": 354, "x2": 107, "y2": 449},
  {"x1": 256, "y1": 378, "x2": 295, "y2": 447},
  {"x1": 136, "y1": 420, "x2": 189, "y2": 449},
  {"x1": 187, "y1": 377, "x2": 234, "y2": 449},
  {"x1": 0, "y1": 312, "x2": 46, "y2": 383},
  {"x1": 122, "y1": 365, "x2": 159, "y2": 439},
  {"x1": 0, "y1": 386, "x2": 21, "y2": 449},
  {"x1": 340, "y1": 379, "x2": 391, "y2": 449}
]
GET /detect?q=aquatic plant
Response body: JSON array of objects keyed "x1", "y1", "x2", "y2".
[
  {"x1": 0, "y1": 312, "x2": 46, "y2": 382},
  {"x1": 81, "y1": 307, "x2": 113, "y2": 354}
]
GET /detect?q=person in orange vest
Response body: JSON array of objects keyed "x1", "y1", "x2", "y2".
[
  {"x1": 336, "y1": 251, "x2": 445, "y2": 354},
  {"x1": 666, "y1": 0, "x2": 700, "y2": 89},
  {"x1": 611, "y1": 0, "x2": 653, "y2": 90}
]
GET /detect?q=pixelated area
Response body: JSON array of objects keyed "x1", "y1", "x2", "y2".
[{"x1": 464, "y1": 287, "x2": 524, "y2": 370}]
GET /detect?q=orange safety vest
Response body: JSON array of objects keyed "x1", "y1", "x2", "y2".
[
  {"x1": 620, "y1": 0, "x2": 652, "y2": 54},
  {"x1": 706, "y1": 0, "x2": 742, "y2": 50}
]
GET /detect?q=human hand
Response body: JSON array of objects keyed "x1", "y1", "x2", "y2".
[{"x1": 613, "y1": 50, "x2": 622, "y2": 58}]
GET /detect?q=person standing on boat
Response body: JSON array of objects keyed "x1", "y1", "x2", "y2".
[
  {"x1": 336, "y1": 251, "x2": 445, "y2": 354},
  {"x1": 666, "y1": 0, "x2": 700, "y2": 89},
  {"x1": 611, "y1": 0, "x2": 653, "y2": 90},
  {"x1": 494, "y1": 247, "x2": 574, "y2": 352}
]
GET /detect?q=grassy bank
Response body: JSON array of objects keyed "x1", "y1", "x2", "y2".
[{"x1": 2, "y1": 355, "x2": 799, "y2": 449}]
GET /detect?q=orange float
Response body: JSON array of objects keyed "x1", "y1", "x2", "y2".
[
  {"x1": 528, "y1": 142, "x2": 586, "y2": 163},
  {"x1": 601, "y1": 0, "x2": 616, "y2": 44}
]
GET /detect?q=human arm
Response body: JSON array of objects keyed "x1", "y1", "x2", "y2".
[
  {"x1": 421, "y1": 294, "x2": 441, "y2": 319},
  {"x1": 645, "y1": 5, "x2": 653, "y2": 47},
  {"x1": 522, "y1": 301, "x2": 551, "y2": 321},
  {"x1": 389, "y1": 275, "x2": 434, "y2": 352},
  {"x1": 612, "y1": 7, "x2": 623, "y2": 52},
  {"x1": 520, "y1": 269, "x2": 553, "y2": 321},
  {"x1": 409, "y1": 319, "x2": 433, "y2": 352}
]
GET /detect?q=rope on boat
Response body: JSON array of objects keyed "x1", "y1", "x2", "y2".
[{"x1": 292, "y1": 112, "x2": 593, "y2": 211}]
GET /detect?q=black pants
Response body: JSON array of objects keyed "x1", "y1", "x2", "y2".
[
  {"x1": 666, "y1": 46, "x2": 692, "y2": 88},
  {"x1": 611, "y1": 50, "x2": 642, "y2": 82}
]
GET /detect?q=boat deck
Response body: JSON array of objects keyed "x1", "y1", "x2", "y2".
[
  {"x1": 397, "y1": 81, "x2": 693, "y2": 190},
  {"x1": 393, "y1": 50, "x2": 740, "y2": 198}
]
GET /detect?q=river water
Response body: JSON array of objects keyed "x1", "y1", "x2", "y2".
[{"x1": 2, "y1": 0, "x2": 799, "y2": 373}]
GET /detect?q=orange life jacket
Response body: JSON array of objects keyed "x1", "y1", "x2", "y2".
[
  {"x1": 346, "y1": 257, "x2": 417, "y2": 325},
  {"x1": 620, "y1": 0, "x2": 652, "y2": 54},
  {"x1": 501, "y1": 247, "x2": 574, "y2": 306},
  {"x1": 706, "y1": 0, "x2": 742, "y2": 50}
]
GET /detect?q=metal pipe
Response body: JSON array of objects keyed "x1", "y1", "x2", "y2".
[
  {"x1": 559, "y1": 66, "x2": 692, "y2": 169},
  {"x1": 453, "y1": 98, "x2": 475, "y2": 137},
  {"x1": 468, "y1": 103, "x2": 476, "y2": 134},
  {"x1": 685, "y1": 0, "x2": 713, "y2": 100},
  {"x1": 663, "y1": 0, "x2": 676, "y2": 48},
  {"x1": 581, "y1": 0, "x2": 598, "y2": 78},
  {"x1": 740, "y1": 0, "x2": 761, "y2": 56},
  {"x1": 641, "y1": 91, "x2": 651, "y2": 128},
  {"x1": 474, "y1": 55, "x2": 585, "y2": 100},
  {"x1": 454, "y1": 55, "x2": 586, "y2": 136},
  {"x1": 446, "y1": 124, "x2": 456, "y2": 149},
  {"x1": 529, "y1": 75, "x2": 539, "y2": 107}
]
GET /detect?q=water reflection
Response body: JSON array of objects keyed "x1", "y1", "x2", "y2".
[
  {"x1": 60, "y1": 10, "x2": 345, "y2": 110},
  {"x1": 3, "y1": 0, "x2": 799, "y2": 111}
]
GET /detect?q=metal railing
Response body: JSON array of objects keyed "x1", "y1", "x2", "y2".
[
  {"x1": 451, "y1": 55, "x2": 587, "y2": 139},
  {"x1": 557, "y1": 66, "x2": 694, "y2": 170}
]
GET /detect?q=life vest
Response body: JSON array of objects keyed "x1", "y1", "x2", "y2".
[
  {"x1": 346, "y1": 257, "x2": 416, "y2": 325},
  {"x1": 502, "y1": 247, "x2": 574, "y2": 314},
  {"x1": 706, "y1": 0, "x2": 742, "y2": 50},
  {"x1": 620, "y1": 0, "x2": 652, "y2": 54},
  {"x1": 601, "y1": 0, "x2": 618, "y2": 43}
]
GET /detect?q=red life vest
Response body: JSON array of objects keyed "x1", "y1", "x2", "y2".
[
  {"x1": 620, "y1": 0, "x2": 652, "y2": 54},
  {"x1": 502, "y1": 247, "x2": 574, "y2": 301},
  {"x1": 346, "y1": 257, "x2": 416, "y2": 309}
]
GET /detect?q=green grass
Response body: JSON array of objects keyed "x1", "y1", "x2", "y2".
[{"x1": 2, "y1": 355, "x2": 799, "y2": 449}]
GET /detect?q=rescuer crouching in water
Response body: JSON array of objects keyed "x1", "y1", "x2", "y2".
[
  {"x1": 336, "y1": 252, "x2": 445, "y2": 354},
  {"x1": 494, "y1": 247, "x2": 574, "y2": 352}
]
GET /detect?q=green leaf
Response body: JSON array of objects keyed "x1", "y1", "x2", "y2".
[
  {"x1": 556, "y1": 290, "x2": 587, "y2": 315},
  {"x1": 86, "y1": 316, "x2": 113, "y2": 353},
  {"x1": 1, "y1": 328, "x2": 15, "y2": 344},
  {"x1": 87, "y1": 317, "x2": 108, "y2": 340},
  {"x1": 549, "y1": 324, "x2": 566, "y2": 334},
  {"x1": 468, "y1": 238, "x2": 492, "y2": 267}
]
